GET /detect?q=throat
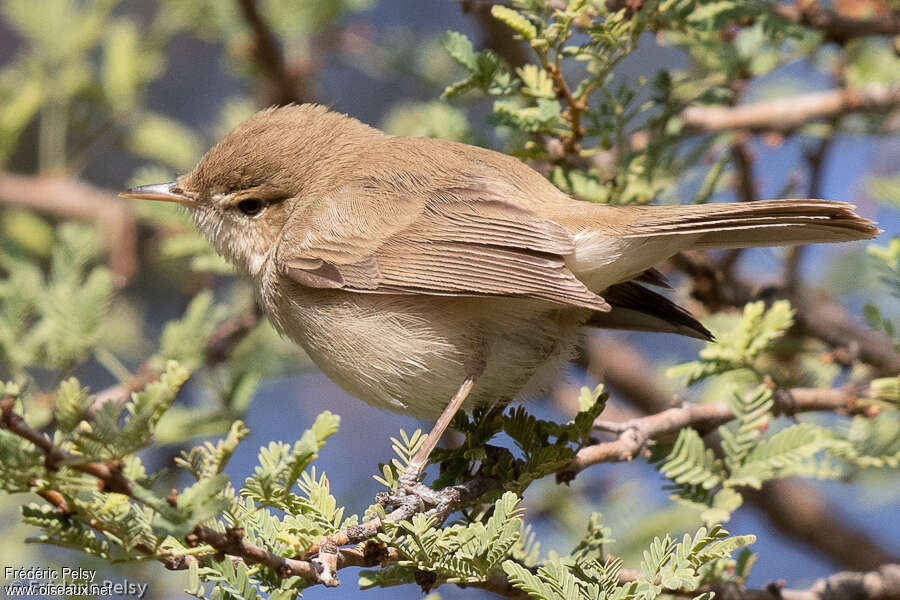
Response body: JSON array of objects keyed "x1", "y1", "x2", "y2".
[{"x1": 247, "y1": 252, "x2": 267, "y2": 277}]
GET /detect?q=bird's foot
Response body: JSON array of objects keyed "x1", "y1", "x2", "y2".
[
  {"x1": 397, "y1": 464, "x2": 423, "y2": 494},
  {"x1": 376, "y1": 470, "x2": 445, "y2": 519}
]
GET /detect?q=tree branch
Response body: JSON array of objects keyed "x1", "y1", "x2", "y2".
[
  {"x1": 1, "y1": 396, "x2": 134, "y2": 496},
  {"x1": 707, "y1": 564, "x2": 900, "y2": 600},
  {"x1": 773, "y1": 4, "x2": 900, "y2": 45},
  {"x1": 234, "y1": 0, "x2": 314, "y2": 105},
  {"x1": 88, "y1": 306, "x2": 263, "y2": 416},
  {"x1": 665, "y1": 253, "x2": 900, "y2": 376},
  {"x1": 743, "y1": 479, "x2": 900, "y2": 573},
  {"x1": 0, "y1": 171, "x2": 138, "y2": 285},
  {"x1": 190, "y1": 524, "x2": 401, "y2": 586},
  {"x1": 793, "y1": 296, "x2": 900, "y2": 376},
  {"x1": 557, "y1": 384, "x2": 870, "y2": 479},
  {"x1": 584, "y1": 336, "x2": 900, "y2": 570},
  {"x1": 4, "y1": 375, "x2": 897, "y2": 593},
  {"x1": 681, "y1": 84, "x2": 900, "y2": 134}
]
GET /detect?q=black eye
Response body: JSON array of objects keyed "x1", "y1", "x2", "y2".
[{"x1": 237, "y1": 198, "x2": 264, "y2": 216}]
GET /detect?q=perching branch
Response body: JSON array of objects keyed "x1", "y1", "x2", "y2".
[
  {"x1": 3, "y1": 373, "x2": 895, "y2": 594},
  {"x1": 1, "y1": 393, "x2": 367, "y2": 587},
  {"x1": 189, "y1": 524, "x2": 402, "y2": 587}
]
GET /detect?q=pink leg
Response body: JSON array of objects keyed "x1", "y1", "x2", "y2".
[{"x1": 399, "y1": 375, "x2": 477, "y2": 489}]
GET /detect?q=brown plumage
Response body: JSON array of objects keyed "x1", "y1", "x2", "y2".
[{"x1": 122, "y1": 104, "x2": 879, "y2": 422}]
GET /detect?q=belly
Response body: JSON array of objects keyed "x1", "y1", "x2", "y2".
[{"x1": 266, "y1": 284, "x2": 588, "y2": 420}]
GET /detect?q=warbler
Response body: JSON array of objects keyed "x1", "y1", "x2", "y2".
[{"x1": 122, "y1": 104, "x2": 878, "y2": 481}]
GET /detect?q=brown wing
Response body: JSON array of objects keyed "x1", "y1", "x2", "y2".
[{"x1": 276, "y1": 181, "x2": 610, "y2": 311}]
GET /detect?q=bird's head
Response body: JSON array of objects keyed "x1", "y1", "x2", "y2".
[{"x1": 121, "y1": 104, "x2": 380, "y2": 277}]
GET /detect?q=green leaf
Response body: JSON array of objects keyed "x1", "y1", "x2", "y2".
[
  {"x1": 153, "y1": 291, "x2": 228, "y2": 371},
  {"x1": 242, "y1": 411, "x2": 340, "y2": 509},
  {"x1": 729, "y1": 423, "x2": 835, "y2": 488},
  {"x1": 55, "y1": 378, "x2": 91, "y2": 433},
  {"x1": 153, "y1": 473, "x2": 232, "y2": 537},
  {"x1": 491, "y1": 5, "x2": 537, "y2": 40},
  {"x1": 126, "y1": 112, "x2": 201, "y2": 171},
  {"x1": 669, "y1": 301, "x2": 795, "y2": 386},
  {"x1": 660, "y1": 428, "x2": 724, "y2": 490},
  {"x1": 440, "y1": 30, "x2": 477, "y2": 71},
  {"x1": 517, "y1": 64, "x2": 556, "y2": 98},
  {"x1": 176, "y1": 420, "x2": 251, "y2": 481}
]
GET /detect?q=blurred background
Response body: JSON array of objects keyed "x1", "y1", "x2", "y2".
[{"x1": 0, "y1": 1, "x2": 898, "y2": 599}]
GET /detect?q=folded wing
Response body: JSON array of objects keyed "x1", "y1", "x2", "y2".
[{"x1": 276, "y1": 181, "x2": 610, "y2": 312}]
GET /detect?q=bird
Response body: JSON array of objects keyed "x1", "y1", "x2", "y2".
[{"x1": 121, "y1": 104, "x2": 879, "y2": 485}]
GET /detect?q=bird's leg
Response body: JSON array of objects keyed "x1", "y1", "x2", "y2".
[{"x1": 398, "y1": 375, "x2": 477, "y2": 491}]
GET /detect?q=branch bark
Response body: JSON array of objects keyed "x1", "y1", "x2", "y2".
[
  {"x1": 558, "y1": 384, "x2": 870, "y2": 479},
  {"x1": 234, "y1": 0, "x2": 315, "y2": 105},
  {"x1": 681, "y1": 85, "x2": 900, "y2": 134}
]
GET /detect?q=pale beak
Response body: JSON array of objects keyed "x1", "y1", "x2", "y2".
[{"x1": 119, "y1": 182, "x2": 195, "y2": 206}]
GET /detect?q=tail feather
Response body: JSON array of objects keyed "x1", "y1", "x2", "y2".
[
  {"x1": 564, "y1": 199, "x2": 878, "y2": 314},
  {"x1": 616, "y1": 199, "x2": 879, "y2": 249},
  {"x1": 587, "y1": 281, "x2": 713, "y2": 340},
  {"x1": 633, "y1": 267, "x2": 672, "y2": 288}
]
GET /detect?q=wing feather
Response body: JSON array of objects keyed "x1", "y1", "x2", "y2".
[{"x1": 276, "y1": 182, "x2": 609, "y2": 311}]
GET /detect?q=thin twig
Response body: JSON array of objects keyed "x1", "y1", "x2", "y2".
[
  {"x1": 87, "y1": 307, "x2": 263, "y2": 417},
  {"x1": 537, "y1": 51, "x2": 585, "y2": 155},
  {"x1": 558, "y1": 385, "x2": 870, "y2": 479},
  {"x1": 784, "y1": 122, "x2": 836, "y2": 294}
]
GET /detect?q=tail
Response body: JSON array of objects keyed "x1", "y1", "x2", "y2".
[
  {"x1": 614, "y1": 199, "x2": 879, "y2": 249},
  {"x1": 587, "y1": 281, "x2": 713, "y2": 340},
  {"x1": 566, "y1": 199, "x2": 878, "y2": 340}
]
